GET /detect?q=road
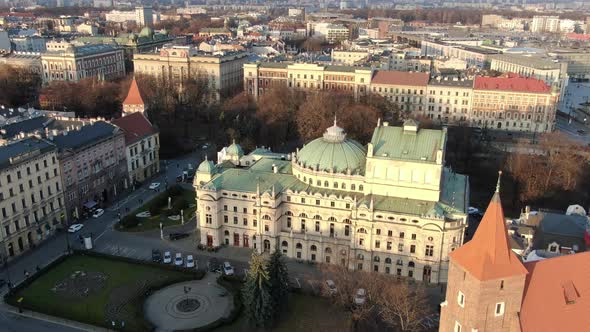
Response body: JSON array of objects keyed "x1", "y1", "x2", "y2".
[{"x1": 0, "y1": 152, "x2": 200, "y2": 332}]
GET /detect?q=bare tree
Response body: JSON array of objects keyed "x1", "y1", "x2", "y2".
[{"x1": 374, "y1": 276, "x2": 430, "y2": 332}]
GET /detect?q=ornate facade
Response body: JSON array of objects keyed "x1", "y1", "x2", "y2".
[{"x1": 195, "y1": 120, "x2": 469, "y2": 283}]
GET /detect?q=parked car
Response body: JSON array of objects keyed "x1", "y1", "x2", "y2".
[
  {"x1": 92, "y1": 208, "x2": 104, "y2": 218},
  {"x1": 174, "y1": 253, "x2": 183, "y2": 266},
  {"x1": 325, "y1": 280, "x2": 337, "y2": 295},
  {"x1": 68, "y1": 224, "x2": 84, "y2": 233},
  {"x1": 149, "y1": 182, "x2": 161, "y2": 190},
  {"x1": 223, "y1": 262, "x2": 234, "y2": 276},
  {"x1": 176, "y1": 175, "x2": 183, "y2": 182},
  {"x1": 169, "y1": 233, "x2": 190, "y2": 241},
  {"x1": 163, "y1": 251, "x2": 172, "y2": 264},
  {"x1": 467, "y1": 207, "x2": 479, "y2": 215},
  {"x1": 354, "y1": 288, "x2": 366, "y2": 305},
  {"x1": 151, "y1": 249, "x2": 162, "y2": 263},
  {"x1": 186, "y1": 255, "x2": 195, "y2": 268}
]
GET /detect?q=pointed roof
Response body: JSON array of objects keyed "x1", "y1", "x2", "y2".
[
  {"x1": 123, "y1": 77, "x2": 144, "y2": 106},
  {"x1": 111, "y1": 112, "x2": 157, "y2": 144},
  {"x1": 449, "y1": 172, "x2": 528, "y2": 281}
]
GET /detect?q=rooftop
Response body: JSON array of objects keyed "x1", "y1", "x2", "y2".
[
  {"x1": 538, "y1": 212, "x2": 588, "y2": 239},
  {"x1": 490, "y1": 54, "x2": 561, "y2": 70},
  {"x1": 0, "y1": 116, "x2": 50, "y2": 139},
  {"x1": 111, "y1": 112, "x2": 157, "y2": 145},
  {"x1": 369, "y1": 122, "x2": 445, "y2": 163},
  {"x1": 0, "y1": 137, "x2": 55, "y2": 171},
  {"x1": 44, "y1": 44, "x2": 120, "y2": 57},
  {"x1": 52, "y1": 121, "x2": 119, "y2": 151},
  {"x1": 474, "y1": 74, "x2": 551, "y2": 94},
  {"x1": 122, "y1": 78, "x2": 144, "y2": 106},
  {"x1": 371, "y1": 70, "x2": 429, "y2": 86}
]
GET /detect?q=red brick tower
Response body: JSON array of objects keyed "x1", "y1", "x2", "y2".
[
  {"x1": 440, "y1": 172, "x2": 528, "y2": 332},
  {"x1": 122, "y1": 77, "x2": 146, "y2": 117}
]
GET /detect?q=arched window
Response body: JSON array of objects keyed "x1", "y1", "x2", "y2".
[
  {"x1": 341, "y1": 183, "x2": 346, "y2": 189},
  {"x1": 357, "y1": 253, "x2": 364, "y2": 260},
  {"x1": 285, "y1": 211, "x2": 293, "y2": 216},
  {"x1": 282, "y1": 241, "x2": 288, "y2": 247},
  {"x1": 224, "y1": 230, "x2": 230, "y2": 236},
  {"x1": 310, "y1": 245, "x2": 317, "y2": 251},
  {"x1": 333, "y1": 182, "x2": 338, "y2": 189},
  {"x1": 262, "y1": 215, "x2": 272, "y2": 220},
  {"x1": 328, "y1": 216, "x2": 337, "y2": 222},
  {"x1": 324, "y1": 181, "x2": 329, "y2": 187},
  {"x1": 313, "y1": 215, "x2": 322, "y2": 220},
  {"x1": 396, "y1": 259, "x2": 403, "y2": 266},
  {"x1": 359, "y1": 185, "x2": 364, "y2": 191},
  {"x1": 299, "y1": 213, "x2": 308, "y2": 218},
  {"x1": 385, "y1": 257, "x2": 392, "y2": 264},
  {"x1": 296, "y1": 243, "x2": 302, "y2": 249},
  {"x1": 342, "y1": 218, "x2": 351, "y2": 224},
  {"x1": 351, "y1": 184, "x2": 356, "y2": 190},
  {"x1": 303, "y1": 176, "x2": 307, "y2": 182},
  {"x1": 408, "y1": 261, "x2": 415, "y2": 268},
  {"x1": 325, "y1": 247, "x2": 332, "y2": 254},
  {"x1": 373, "y1": 256, "x2": 380, "y2": 262},
  {"x1": 358, "y1": 228, "x2": 367, "y2": 234}
]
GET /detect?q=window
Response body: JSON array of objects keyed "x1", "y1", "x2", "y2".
[
  {"x1": 457, "y1": 291, "x2": 465, "y2": 307},
  {"x1": 376, "y1": 228, "x2": 381, "y2": 235},
  {"x1": 399, "y1": 232, "x2": 405, "y2": 238},
  {"x1": 344, "y1": 225, "x2": 350, "y2": 236},
  {"x1": 425, "y1": 245, "x2": 434, "y2": 257},
  {"x1": 205, "y1": 214, "x2": 212, "y2": 224},
  {"x1": 301, "y1": 220, "x2": 305, "y2": 231},
  {"x1": 410, "y1": 245, "x2": 416, "y2": 253},
  {"x1": 375, "y1": 240, "x2": 380, "y2": 248},
  {"x1": 233, "y1": 216, "x2": 238, "y2": 224},
  {"x1": 243, "y1": 218, "x2": 248, "y2": 226},
  {"x1": 315, "y1": 221, "x2": 320, "y2": 232},
  {"x1": 388, "y1": 230, "x2": 393, "y2": 237},
  {"x1": 454, "y1": 321, "x2": 462, "y2": 332},
  {"x1": 224, "y1": 215, "x2": 228, "y2": 223},
  {"x1": 495, "y1": 302, "x2": 505, "y2": 316},
  {"x1": 398, "y1": 243, "x2": 403, "y2": 252},
  {"x1": 500, "y1": 280, "x2": 504, "y2": 290},
  {"x1": 264, "y1": 224, "x2": 269, "y2": 232},
  {"x1": 411, "y1": 233, "x2": 416, "y2": 240}
]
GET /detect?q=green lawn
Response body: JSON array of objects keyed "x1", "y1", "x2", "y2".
[
  {"x1": 116, "y1": 187, "x2": 196, "y2": 232},
  {"x1": 215, "y1": 293, "x2": 351, "y2": 332},
  {"x1": 8, "y1": 254, "x2": 197, "y2": 331}
]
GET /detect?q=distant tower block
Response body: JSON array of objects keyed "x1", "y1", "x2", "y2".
[{"x1": 122, "y1": 77, "x2": 146, "y2": 117}]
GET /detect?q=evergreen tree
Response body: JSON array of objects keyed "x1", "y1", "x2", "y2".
[
  {"x1": 242, "y1": 252, "x2": 273, "y2": 327},
  {"x1": 267, "y1": 250, "x2": 290, "y2": 322}
]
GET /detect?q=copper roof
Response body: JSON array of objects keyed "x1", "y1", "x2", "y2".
[
  {"x1": 520, "y1": 252, "x2": 590, "y2": 332},
  {"x1": 449, "y1": 189, "x2": 528, "y2": 281},
  {"x1": 123, "y1": 77, "x2": 145, "y2": 106}
]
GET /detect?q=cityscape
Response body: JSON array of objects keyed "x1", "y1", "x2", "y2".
[{"x1": 0, "y1": 0, "x2": 589, "y2": 331}]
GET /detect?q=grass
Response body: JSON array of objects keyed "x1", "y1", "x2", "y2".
[
  {"x1": 116, "y1": 187, "x2": 196, "y2": 232},
  {"x1": 214, "y1": 293, "x2": 351, "y2": 332},
  {"x1": 8, "y1": 254, "x2": 196, "y2": 331}
]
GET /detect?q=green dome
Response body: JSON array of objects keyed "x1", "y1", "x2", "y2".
[
  {"x1": 227, "y1": 141, "x2": 244, "y2": 157},
  {"x1": 297, "y1": 121, "x2": 366, "y2": 174},
  {"x1": 197, "y1": 159, "x2": 215, "y2": 173},
  {"x1": 139, "y1": 27, "x2": 153, "y2": 38}
]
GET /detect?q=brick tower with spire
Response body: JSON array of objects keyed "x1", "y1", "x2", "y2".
[
  {"x1": 122, "y1": 77, "x2": 146, "y2": 117},
  {"x1": 440, "y1": 172, "x2": 529, "y2": 332}
]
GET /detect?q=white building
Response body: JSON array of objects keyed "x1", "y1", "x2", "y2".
[
  {"x1": 195, "y1": 120, "x2": 469, "y2": 283},
  {"x1": 135, "y1": 6, "x2": 153, "y2": 28}
]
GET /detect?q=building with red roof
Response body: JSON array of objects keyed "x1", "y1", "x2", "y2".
[
  {"x1": 122, "y1": 77, "x2": 146, "y2": 117},
  {"x1": 370, "y1": 70, "x2": 429, "y2": 113},
  {"x1": 441, "y1": 173, "x2": 590, "y2": 332},
  {"x1": 113, "y1": 102, "x2": 159, "y2": 185}
]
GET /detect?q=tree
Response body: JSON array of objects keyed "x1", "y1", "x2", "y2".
[
  {"x1": 242, "y1": 252, "x2": 273, "y2": 328},
  {"x1": 374, "y1": 276, "x2": 429, "y2": 332},
  {"x1": 256, "y1": 85, "x2": 301, "y2": 148},
  {"x1": 267, "y1": 250, "x2": 289, "y2": 322},
  {"x1": 302, "y1": 37, "x2": 323, "y2": 52},
  {"x1": 0, "y1": 66, "x2": 41, "y2": 107}
]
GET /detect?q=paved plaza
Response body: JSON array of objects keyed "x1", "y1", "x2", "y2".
[{"x1": 144, "y1": 273, "x2": 233, "y2": 331}]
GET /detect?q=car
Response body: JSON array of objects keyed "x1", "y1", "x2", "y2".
[
  {"x1": 68, "y1": 224, "x2": 84, "y2": 233},
  {"x1": 151, "y1": 249, "x2": 162, "y2": 263},
  {"x1": 201, "y1": 143, "x2": 209, "y2": 150},
  {"x1": 169, "y1": 233, "x2": 190, "y2": 241},
  {"x1": 467, "y1": 207, "x2": 479, "y2": 215},
  {"x1": 163, "y1": 251, "x2": 172, "y2": 264},
  {"x1": 577, "y1": 129, "x2": 586, "y2": 135},
  {"x1": 92, "y1": 208, "x2": 104, "y2": 218},
  {"x1": 186, "y1": 255, "x2": 195, "y2": 268},
  {"x1": 223, "y1": 262, "x2": 234, "y2": 276},
  {"x1": 354, "y1": 288, "x2": 366, "y2": 305},
  {"x1": 325, "y1": 280, "x2": 337, "y2": 295},
  {"x1": 176, "y1": 175, "x2": 184, "y2": 182},
  {"x1": 149, "y1": 182, "x2": 161, "y2": 190},
  {"x1": 174, "y1": 253, "x2": 183, "y2": 266}
]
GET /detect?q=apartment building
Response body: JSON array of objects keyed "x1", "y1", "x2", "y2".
[
  {"x1": 489, "y1": 54, "x2": 567, "y2": 87},
  {"x1": 370, "y1": 71, "x2": 429, "y2": 114},
  {"x1": 135, "y1": 6, "x2": 153, "y2": 28},
  {"x1": 531, "y1": 15, "x2": 560, "y2": 33},
  {"x1": 310, "y1": 22, "x2": 350, "y2": 43},
  {"x1": 195, "y1": 121, "x2": 468, "y2": 283},
  {"x1": 470, "y1": 74, "x2": 558, "y2": 133},
  {"x1": 0, "y1": 53, "x2": 43, "y2": 75},
  {"x1": 384, "y1": 52, "x2": 432, "y2": 72},
  {"x1": 243, "y1": 62, "x2": 372, "y2": 99},
  {"x1": 112, "y1": 112, "x2": 159, "y2": 185},
  {"x1": 421, "y1": 40, "x2": 499, "y2": 69},
  {"x1": 133, "y1": 45, "x2": 248, "y2": 98},
  {"x1": 52, "y1": 121, "x2": 127, "y2": 220},
  {"x1": 332, "y1": 50, "x2": 369, "y2": 65},
  {"x1": 425, "y1": 77, "x2": 473, "y2": 124},
  {"x1": 0, "y1": 138, "x2": 66, "y2": 261},
  {"x1": 41, "y1": 42, "x2": 125, "y2": 83}
]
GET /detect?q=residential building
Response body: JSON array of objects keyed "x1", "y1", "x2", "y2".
[
  {"x1": 470, "y1": 74, "x2": 558, "y2": 132},
  {"x1": 369, "y1": 71, "x2": 429, "y2": 114},
  {"x1": 520, "y1": 210, "x2": 590, "y2": 254},
  {"x1": 197, "y1": 28, "x2": 233, "y2": 38},
  {"x1": 135, "y1": 6, "x2": 153, "y2": 28},
  {"x1": 385, "y1": 53, "x2": 432, "y2": 72},
  {"x1": 195, "y1": 120, "x2": 469, "y2": 283},
  {"x1": 421, "y1": 40, "x2": 499, "y2": 69},
  {"x1": 440, "y1": 179, "x2": 590, "y2": 332},
  {"x1": 112, "y1": 112, "x2": 159, "y2": 185},
  {"x1": 549, "y1": 50, "x2": 590, "y2": 80},
  {"x1": 310, "y1": 23, "x2": 350, "y2": 43},
  {"x1": 0, "y1": 52, "x2": 42, "y2": 75},
  {"x1": 52, "y1": 121, "x2": 127, "y2": 220},
  {"x1": 244, "y1": 62, "x2": 372, "y2": 100},
  {"x1": 331, "y1": 50, "x2": 369, "y2": 65},
  {"x1": 133, "y1": 45, "x2": 248, "y2": 98},
  {"x1": 0, "y1": 138, "x2": 66, "y2": 261},
  {"x1": 490, "y1": 54, "x2": 567, "y2": 87},
  {"x1": 10, "y1": 35, "x2": 47, "y2": 52},
  {"x1": 41, "y1": 42, "x2": 125, "y2": 83},
  {"x1": 531, "y1": 15, "x2": 560, "y2": 33},
  {"x1": 425, "y1": 77, "x2": 473, "y2": 124}
]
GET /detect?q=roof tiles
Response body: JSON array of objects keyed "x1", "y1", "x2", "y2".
[
  {"x1": 112, "y1": 112, "x2": 157, "y2": 145},
  {"x1": 123, "y1": 78, "x2": 145, "y2": 106},
  {"x1": 474, "y1": 74, "x2": 551, "y2": 93}
]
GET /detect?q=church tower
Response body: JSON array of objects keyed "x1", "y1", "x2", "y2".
[
  {"x1": 122, "y1": 77, "x2": 146, "y2": 117},
  {"x1": 440, "y1": 172, "x2": 528, "y2": 332}
]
